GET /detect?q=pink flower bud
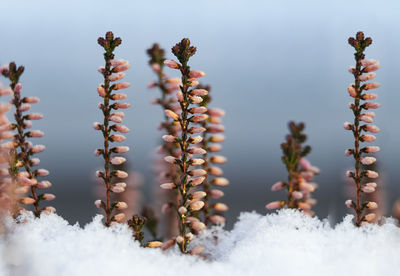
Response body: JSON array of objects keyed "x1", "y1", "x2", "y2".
[
  {"x1": 110, "y1": 134, "x2": 126, "y2": 142},
  {"x1": 112, "y1": 146, "x2": 129, "y2": 154},
  {"x1": 160, "y1": 183, "x2": 176, "y2": 189},
  {"x1": 189, "y1": 107, "x2": 207, "y2": 114},
  {"x1": 98, "y1": 66, "x2": 105, "y2": 74},
  {"x1": 113, "y1": 102, "x2": 131, "y2": 109},
  {"x1": 208, "y1": 108, "x2": 225, "y2": 117},
  {"x1": 36, "y1": 169, "x2": 49, "y2": 176},
  {"x1": 362, "y1": 93, "x2": 377, "y2": 100},
  {"x1": 0, "y1": 131, "x2": 14, "y2": 139},
  {"x1": 190, "y1": 201, "x2": 204, "y2": 211},
  {"x1": 345, "y1": 199, "x2": 353, "y2": 208},
  {"x1": 109, "y1": 115, "x2": 123, "y2": 123},
  {"x1": 208, "y1": 166, "x2": 223, "y2": 176},
  {"x1": 299, "y1": 158, "x2": 311, "y2": 170},
  {"x1": 188, "y1": 147, "x2": 206, "y2": 155},
  {"x1": 113, "y1": 82, "x2": 130, "y2": 90},
  {"x1": 363, "y1": 102, "x2": 380, "y2": 109},
  {"x1": 362, "y1": 186, "x2": 375, "y2": 193},
  {"x1": 94, "y1": 199, "x2": 102, "y2": 208},
  {"x1": 366, "y1": 182, "x2": 377, "y2": 188},
  {"x1": 271, "y1": 181, "x2": 285, "y2": 191},
  {"x1": 164, "y1": 156, "x2": 176, "y2": 164},
  {"x1": 178, "y1": 206, "x2": 187, "y2": 214},
  {"x1": 93, "y1": 122, "x2": 102, "y2": 130},
  {"x1": 116, "y1": 202, "x2": 128, "y2": 209},
  {"x1": 162, "y1": 135, "x2": 177, "y2": 143},
  {"x1": 210, "y1": 155, "x2": 227, "y2": 164},
  {"x1": 42, "y1": 193, "x2": 55, "y2": 201},
  {"x1": 164, "y1": 60, "x2": 180, "y2": 69},
  {"x1": 358, "y1": 73, "x2": 375, "y2": 82},
  {"x1": 212, "y1": 177, "x2": 229, "y2": 186},
  {"x1": 359, "y1": 115, "x2": 373, "y2": 123},
  {"x1": 188, "y1": 78, "x2": 199, "y2": 87},
  {"x1": 151, "y1": 63, "x2": 160, "y2": 73},
  {"x1": 360, "y1": 134, "x2": 376, "y2": 142},
  {"x1": 364, "y1": 64, "x2": 380, "y2": 72},
  {"x1": 364, "y1": 83, "x2": 380, "y2": 90},
  {"x1": 365, "y1": 170, "x2": 379, "y2": 178},
  {"x1": 346, "y1": 170, "x2": 354, "y2": 178},
  {"x1": 364, "y1": 213, "x2": 376, "y2": 222},
  {"x1": 348, "y1": 66, "x2": 355, "y2": 74},
  {"x1": 189, "y1": 169, "x2": 207, "y2": 176},
  {"x1": 210, "y1": 134, "x2": 225, "y2": 143},
  {"x1": 26, "y1": 113, "x2": 43, "y2": 120},
  {"x1": 113, "y1": 63, "x2": 130, "y2": 73},
  {"x1": 165, "y1": 109, "x2": 179, "y2": 121},
  {"x1": 345, "y1": 149, "x2": 353, "y2": 156},
  {"x1": 189, "y1": 96, "x2": 203, "y2": 104},
  {"x1": 0, "y1": 88, "x2": 12, "y2": 96},
  {"x1": 167, "y1": 78, "x2": 182, "y2": 85},
  {"x1": 190, "y1": 176, "x2": 205, "y2": 186},
  {"x1": 176, "y1": 91, "x2": 184, "y2": 102},
  {"x1": 175, "y1": 235, "x2": 184, "y2": 243},
  {"x1": 114, "y1": 170, "x2": 128, "y2": 178},
  {"x1": 364, "y1": 125, "x2": 380, "y2": 133},
  {"x1": 110, "y1": 156, "x2": 126, "y2": 165},
  {"x1": 111, "y1": 93, "x2": 127, "y2": 100},
  {"x1": 27, "y1": 130, "x2": 44, "y2": 138},
  {"x1": 108, "y1": 72, "x2": 125, "y2": 82},
  {"x1": 213, "y1": 202, "x2": 228, "y2": 211},
  {"x1": 19, "y1": 177, "x2": 37, "y2": 186},
  {"x1": 209, "y1": 215, "x2": 226, "y2": 225},
  {"x1": 190, "y1": 221, "x2": 206, "y2": 232},
  {"x1": 20, "y1": 104, "x2": 31, "y2": 112},
  {"x1": 191, "y1": 191, "x2": 207, "y2": 200},
  {"x1": 188, "y1": 136, "x2": 203, "y2": 144},
  {"x1": 189, "y1": 126, "x2": 206, "y2": 134},
  {"x1": 14, "y1": 83, "x2": 22, "y2": 93},
  {"x1": 208, "y1": 125, "x2": 225, "y2": 133},
  {"x1": 110, "y1": 59, "x2": 129, "y2": 67},
  {"x1": 41, "y1": 206, "x2": 56, "y2": 214},
  {"x1": 189, "y1": 70, "x2": 206, "y2": 78},
  {"x1": 30, "y1": 158, "x2": 40, "y2": 166},
  {"x1": 31, "y1": 145, "x2": 45, "y2": 153},
  {"x1": 343, "y1": 122, "x2": 352, "y2": 130},
  {"x1": 348, "y1": 85, "x2": 357, "y2": 97},
  {"x1": 37, "y1": 180, "x2": 51, "y2": 188},
  {"x1": 360, "y1": 156, "x2": 376, "y2": 165},
  {"x1": 113, "y1": 213, "x2": 125, "y2": 222},
  {"x1": 190, "y1": 89, "x2": 208, "y2": 96},
  {"x1": 265, "y1": 201, "x2": 282, "y2": 210},
  {"x1": 20, "y1": 197, "x2": 36, "y2": 204},
  {"x1": 23, "y1": 97, "x2": 40, "y2": 104},
  {"x1": 363, "y1": 146, "x2": 380, "y2": 153},
  {"x1": 292, "y1": 191, "x2": 303, "y2": 199},
  {"x1": 361, "y1": 59, "x2": 379, "y2": 67},
  {"x1": 97, "y1": 86, "x2": 106, "y2": 97},
  {"x1": 190, "y1": 158, "x2": 205, "y2": 165},
  {"x1": 111, "y1": 186, "x2": 125, "y2": 193},
  {"x1": 208, "y1": 144, "x2": 222, "y2": 152},
  {"x1": 209, "y1": 189, "x2": 224, "y2": 199}
]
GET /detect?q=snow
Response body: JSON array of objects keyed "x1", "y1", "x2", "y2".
[{"x1": 1, "y1": 210, "x2": 400, "y2": 276}]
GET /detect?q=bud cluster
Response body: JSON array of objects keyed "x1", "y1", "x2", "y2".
[
  {"x1": 266, "y1": 122, "x2": 319, "y2": 215},
  {"x1": 159, "y1": 38, "x2": 206, "y2": 254},
  {"x1": 94, "y1": 32, "x2": 131, "y2": 226},
  {"x1": 1, "y1": 62, "x2": 54, "y2": 217},
  {"x1": 194, "y1": 85, "x2": 228, "y2": 225},
  {"x1": 345, "y1": 32, "x2": 380, "y2": 226}
]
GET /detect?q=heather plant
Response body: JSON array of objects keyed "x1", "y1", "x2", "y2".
[
  {"x1": 94, "y1": 31, "x2": 131, "y2": 226},
  {"x1": 160, "y1": 38, "x2": 208, "y2": 254},
  {"x1": 147, "y1": 43, "x2": 180, "y2": 239},
  {"x1": 344, "y1": 31, "x2": 380, "y2": 226},
  {"x1": 266, "y1": 122, "x2": 319, "y2": 215},
  {"x1": 1, "y1": 62, "x2": 54, "y2": 217},
  {"x1": 195, "y1": 85, "x2": 228, "y2": 225}
]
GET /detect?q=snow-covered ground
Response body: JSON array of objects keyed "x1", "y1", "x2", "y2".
[{"x1": 1, "y1": 209, "x2": 400, "y2": 276}]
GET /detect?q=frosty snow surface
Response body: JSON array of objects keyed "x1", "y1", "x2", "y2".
[{"x1": 1, "y1": 209, "x2": 400, "y2": 276}]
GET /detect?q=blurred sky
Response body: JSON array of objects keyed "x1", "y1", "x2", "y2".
[{"x1": 0, "y1": 0, "x2": 400, "y2": 227}]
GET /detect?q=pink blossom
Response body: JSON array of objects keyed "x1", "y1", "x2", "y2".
[
  {"x1": 208, "y1": 108, "x2": 225, "y2": 117},
  {"x1": 364, "y1": 83, "x2": 380, "y2": 90},
  {"x1": 109, "y1": 115, "x2": 122, "y2": 123},
  {"x1": 361, "y1": 134, "x2": 376, "y2": 142},
  {"x1": 364, "y1": 64, "x2": 380, "y2": 72},
  {"x1": 113, "y1": 82, "x2": 130, "y2": 90},
  {"x1": 360, "y1": 156, "x2": 376, "y2": 165},
  {"x1": 14, "y1": 83, "x2": 22, "y2": 93},
  {"x1": 208, "y1": 144, "x2": 222, "y2": 152},
  {"x1": 345, "y1": 199, "x2": 353, "y2": 208},
  {"x1": 359, "y1": 115, "x2": 373, "y2": 123},
  {"x1": 188, "y1": 147, "x2": 206, "y2": 155},
  {"x1": 37, "y1": 180, "x2": 51, "y2": 188},
  {"x1": 113, "y1": 213, "x2": 125, "y2": 222},
  {"x1": 189, "y1": 107, "x2": 207, "y2": 114},
  {"x1": 190, "y1": 89, "x2": 208, "y2": 96},
  {"x1": 190, "y1": 176, "x2": 205, "y2": 186},
  {"x1": 116, "y1": 202, "x2": 128, "y2": 209},
  {"x1": 212, "y1": 177, "x2": 229, "y2": 186},
  {"x1": 209, "y1": 189, "x2": 224, "y2": 199},
  {"x1": 188, "y1": 136, "x2": 203, "y2": 144},
  {"x1": 31, "y1": 144, "x2": 45, "y2": 153},
  {"x1": 190, "y1": 158, "x2": 205, "y2": 165},
  {"x1": 362, "y1": 186, "x2": 375, "y2": 193},
  {"x1": 362, "y1": 93, "x2": 377, "y2": 100},
  {"x1": 358, "y1": 72, "x2": 375, "y2": 82},
  {"x1": 113, "y1": 63, "x2": 130, "y2": 73},
  {"x1": 189, "y1": 126, "x2": 206, "y2": 134},
  {"x1": 213, "y1": 202, "x2": 228, "y2": 211},
  {"x1": 36, "y1": 169, "x2": 49, "y2": 176},
  {"x1": 164, "y1": 156, "x2": 176, "y2": 164},
  {"x1": 20, "y1": 104, "x2": 31, "y2": 112},
  {"x1": 20, "y1": 197, "x2": 35, "y2": 204},
  {"x1": 189, "y1": 96, "x2": 203, "y2": 104},
  {"x1": 348, "y1": 85, "x2": 357, "y2": 97},
  {"x1": 364, "y1": 124, "x2": 380, "y2": 133},
  {"x1": 364, "y1": 213, "x2": 376, "y2": 222},
  {"x1": 162, "y1": 135, "x2": 177, "y2": 143},
  {"x1": 110, "y1": 59, "x2": 129, "y2": 67},
  {"x1": 110, "y1": 134, "x2": 126, "y2": 142},
  {"x1": 209, "y1": 215, "x2": 226, "y2": 225},
  {"x1": 365, "y1": 170, "x2": 379, "y2": 178},
  {"x1": 210, "y1": 134, "x2": 225, "y2": 143},
  {"x1": 160, "y1": 183, "x2": 176, "y2": 189},
  {"x1": 363, "y1": 146, "x2": 380, "y2": 153},
  {"x1": 111, "y1": 93, "x2": 127, "y2": 100},
  {"x1": 165, "y1": 109, "x2": 179, "y2": 121},
  {"x1": 110, "y1": 156, "x2": 126, "y2": 165},
  {"x1": 43, "y1": 193, "x2": 55, "y2": 201},
  {"x1": 299, "y1": 158, "x2": 312, "y2": 170},
  {"x1": 26, "y1": 113, "x2": 43, "y2": 120},
  {"x1": 164, "y1": 60, "x2": 180, "y2": 69},
  {"x1": 114, "y1": 170, "x2": 128, "y2": 178},
  {"x1": 94, "y1": 199, "x2": 102, "y2": 208},
  {"x1": 113, "y1": 125, "x2": 130, "y2": 133},
  {"x1": 292, "y1": 191, "x2": 303, "y2": 199},
  {"x1": 265, "y1": 201, "x2": 282, "y2": 210},
  {"x1": 189, "y1": 201, "x2": 205, "y2": 211},
  {"x1": 189, "y1": 70, "x2": 206, "y2": 78},
  {"x1": 208, "y1": 125, "x2": 225, "y2": 133},
  {"x1": 113, "y1": 102, "x2": 131, "y2": 109},
  {"x1": 210, "y1": 155, "x2": 227, "y2": 164},
  {"x1": 108, "y1": 72, "x2": 125, "y2": 82},
  {"x1": 23, "y1": 97, "x2": 40, "y2": 103},
  {"x1": 189, "y1": 169, "x2": 207, "y2": 176},
  {"x1": 97, "y1": 86, "x2": 106, "y2": 97},
  {"x1": 176, "y1": 91, "x2": 184, "y2": 102}
]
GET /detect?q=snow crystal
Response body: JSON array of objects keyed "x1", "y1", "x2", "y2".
[{"x1": 1, "y1": 209, "x2": 400, "y2": 276}]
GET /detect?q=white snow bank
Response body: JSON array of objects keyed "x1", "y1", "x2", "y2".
[{"x1": 1, "y1": 210, "x2": 400, "y2": 276}]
